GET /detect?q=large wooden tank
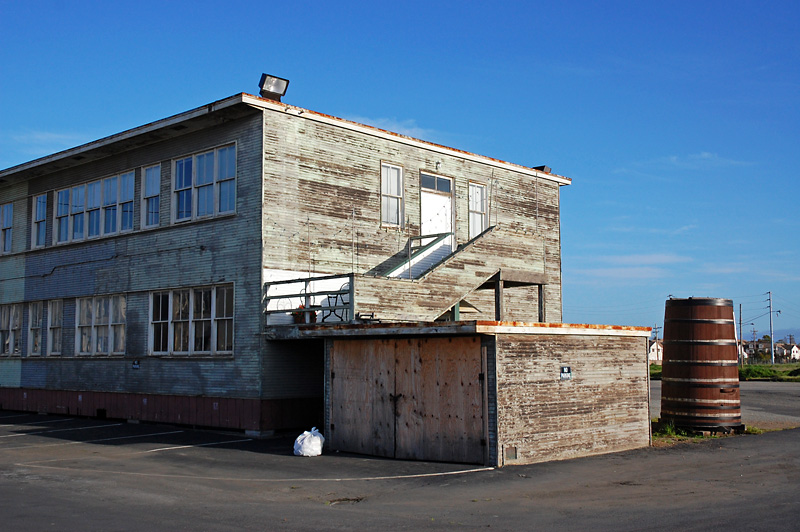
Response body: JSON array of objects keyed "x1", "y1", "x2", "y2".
[{"x1": 660, "y1": 298, "x2": 743, "y2": 431}]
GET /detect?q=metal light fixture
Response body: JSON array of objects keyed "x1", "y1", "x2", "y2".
[{"x1": 258, "y1": 74, "x2": 290, "y2": 101}]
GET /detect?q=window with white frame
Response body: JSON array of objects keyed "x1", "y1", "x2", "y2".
[
  {"x1": 173, "y1": 145, "x2": 236, "y2": 223},
  {"x1": 48, "y1": 300, "x2": 62, "y2": 356},
  {"x1": 142, "y1": 165, "x2": 161, "y2": 228},
  {"x1": 55, "y1": 172, "x2": 135, "y2": 244},
  {"x1": 32, "y1": 194, "x2": 47, "y2": 248},
  {"x1": 150, "y1": 284, "x2": 233, "y2": 356},
  {"x1": 1, "y1": 202, "x2": 12, "y2": 253},
  {"x1": 76, "y1": 295, "x2": 126, "y2": 355},
  {"x1": 380, "y1": 163, "x2": 403, "y2": 226},
  {"x1": 29, "y1": 301, "x2": 43, "y2": 356},
  {"x1": 0, "y1": 304, "x2": 22, "y2": 355},
  {"x1": 469, "y1": 182, "x2": 488, "y2": 238}
]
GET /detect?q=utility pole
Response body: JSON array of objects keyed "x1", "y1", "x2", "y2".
[
  {"x1": 767, "y1": 291, "x2": 777, "y2": 365},
  {"x1": 738, "y1": 304, "x2": 743, "y2": 365}
]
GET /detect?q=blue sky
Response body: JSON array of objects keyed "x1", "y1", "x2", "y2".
[{"x1": 1, "y1": 1, "x2": 798, "y2": 339}]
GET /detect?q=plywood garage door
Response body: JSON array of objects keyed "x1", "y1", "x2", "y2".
[{"x1": 329, "y1": 336, "x2": 484, "y2": 464}]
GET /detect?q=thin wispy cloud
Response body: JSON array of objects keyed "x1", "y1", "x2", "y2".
[
  {"x1": 344, "y1": 115, "x2": 437, "y2": 141},
  {"x1": 658, "y1": 151, "x2": 752, "y2": 170},
  {"x1": 6, "y1": 130, "x2": 88, "y2": 159},
  {"x1": 597, "y1": 253, "x2": 693, "y2": 266},
  {"x1": 569, "y1": 266, "x2": 671, "y2": 280},
  {"x1": 608, "y1": 224, "x2": 696, "y2": 236}
]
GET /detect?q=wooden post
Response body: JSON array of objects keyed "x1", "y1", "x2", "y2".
[
  {"x1": 538, "y1": 284, "x2": 546, "y2": 322},
  {"x1": 494, "y1": 278, "x2": 504, "y2": 321}
]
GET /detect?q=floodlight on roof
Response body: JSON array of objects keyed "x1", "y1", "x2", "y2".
[{"x1": 258, "y1": 74, "x2": 289, "y2": 101}]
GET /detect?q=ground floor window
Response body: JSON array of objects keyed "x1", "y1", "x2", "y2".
[
  {"x1": 150, "y1": 284, "x2": 233, "y2": 356},
  {"x1": 76, "y1": 295, "x2": 126, "y2": 355},
  {"x1": 48, "y1": 300, "x2": 63, "y2": 356},
  {"x1": 29, "y1": 302, "x2": 43, "y2": 356},
  {"x1": 0, "y1": 304, "x2": 21, "y2": 355}
]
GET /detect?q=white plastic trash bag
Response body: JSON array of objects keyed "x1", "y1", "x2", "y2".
[{"x1": 293, "y1": 427, "x2": 325, "y2": 457}]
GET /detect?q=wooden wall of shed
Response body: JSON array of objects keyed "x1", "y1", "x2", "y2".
[
  {"x1": 494, "y1": 333, "x2": 649, "y2": 466},
  {"x1": 260, "y1": 111, "x2": 563, "y2": 322}
]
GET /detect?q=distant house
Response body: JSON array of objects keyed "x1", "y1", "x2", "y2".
[{"x1": 649, "y1": 339, "x2": 663, "y2": 364}]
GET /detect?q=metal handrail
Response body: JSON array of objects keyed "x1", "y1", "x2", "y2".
[
  {"x1": 263, "y1": 273, "x2": 354, "y2": 325},
  {"x1": 385, "y1": 232, "x2": 453, "y2": 279}
]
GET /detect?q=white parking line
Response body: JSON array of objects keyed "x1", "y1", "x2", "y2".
[
  {"x1": 142, "y1": 438, "x2": 252, "y2": 453},
  {"x1": 0, "y1": 418, "x2": 73, "y2": 427},
  {"x1": 0, "y1": 423, "x2": 123, "y2": 438},
  {"x1": 0, "y1": 430, "x2": 184, "y2": 450}
]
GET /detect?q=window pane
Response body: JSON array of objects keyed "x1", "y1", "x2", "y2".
[
  {"x1": 173, "y1": 290, "x2": 189, "y2": 320},
  {"x1": 36, "y1": 221, "x2": 46, "y2": 246},
  {"x1": 96, "y1": 326, "x2": 109, "y2": 354},
  {"x1": 420, "y1": 173, "x2": 436, "y2": 190},
  {"x1": 58, "y1": 217, "x2": 69, "y2": 242},
  {"x1": 30, "y1": 302, "x2": 42, "y2": 328},
  {"x1": 196, "y1": 185, "x2": 213, "y2": 217},
  {"x1": 145, "y1": 166, "x2": 160, "y2": 196},
  {"x1": 121, "y1": 202, "x2": 133, "y2": 231},
  {"x1": 176, "y1": 189, "x2": 192, "y2": 220},
  {"x1": 175, "y1": 158, "x2": 192, "y2": 189},
  {"x1": 87, "y1": 182, "x2": 101, "y2": 209},
  {"x1": 153, "y1": 323, "x2": 168, "y2": 352},
  {"x1": 146, "y1": 197, "x2": 160, "y2": 227},
  {"x1": 104, "y1": 205, "x2": 117, "y2": 233},
  {"x1": 57, "y1": 190, "x2": 70, "y2": 216},
  {"x1": 382, "y1": 196, "x2": 399, "y2": 225},
  {"x1": 218, "y1": 180, "x2": 235, "y2": 213},
  {"x1": 113, "y1": 325, "x2": 125, "y2": 353},
  {"x1": 218, "y1": 146, "x2": 235, "y2": 180},
  {"x1": 80, "y1": 327, "x2": 93, "y2": 354},
  {"x1": 216, "y1": 319, "x2": 233, "y2": 352},
  {"x1": 112, "y1": 296, "x2": 126, "y2": 323},
  {"x1": 36, "y1": 195, "x2": 47, "y2": 220},
  {"x1": 437, "y1": 177, "x2": 451, "y2": 194},
  {"x1": 173, "y1": 322, "x2": 189, "y2": 352},
  {"x1": 216, "y1": 286, "x2": 234, "y2": 318},
  {"x1": 196, "y1": 152, "x2": 214, "y2": 185},
  {"x1": 88, "y1": 210, "x2": 100, "y2": 237},
  {"x1": 79, "y1": 299, "x2": 93, "y2": 326},
  {"x1": 120, "y1": 172, "x2": 134, "y2": 202},
  {"x1": 72, "y1": 212, "x2": 84, "y2": 240},
  {"x1": 71, "y1": 186, "x2": 85, "y2": 213},
  {"x1": 95, "y1": 297, "x2": 109, "y2": 325},
  {"x1": 194, "y1": 289, "x2": 211, "y2": 319},
  {"x1": 50, "y1": 301, "x2": 63, "y2": 327},
  {"x1": 103, "y1": 177, "x2": 118, "y2": 206},
  {"x1": 194, "y1": 320, "x2": 211, "y2": 352}
]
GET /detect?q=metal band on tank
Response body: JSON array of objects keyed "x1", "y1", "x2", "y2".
[{"x1": 665, "y1": 298, "x2": 733, "y2": 307}]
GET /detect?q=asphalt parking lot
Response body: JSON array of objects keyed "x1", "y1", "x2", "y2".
[{"x1": 1, "y1": 382, "x2": 799, "y2": 531}]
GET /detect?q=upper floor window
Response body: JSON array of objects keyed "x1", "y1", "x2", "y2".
[
  {"x1": 33, "y1": 194, "x2": 47, "y2": 248},
  {"x1": 0, "y1": 304, "x2": 21, "y2": 355},
  {"x1": 420, "y1": 172, "x2": 452, "y2": 194},
  {"x1": 173, "y1": 145, "x2": 236, "y2": 223},
  {"x1": 77, "y1": 295, "x2": 126, "y2": 356},
  {"x1": 142, "y1": 165, "x2": 161, "y2": 228},
  {"x1": 380, "y1": 163, "x2": 403, "y2": 227},
  {"x1": 0, "y1": 202, "x2": 12, "y2": 253},
  {"x1": 56, "y1": 172, "x2": 135, "y2": 244},
  {"x1": 150, "y1": 284, "x2": 234, "y2": 356},
  {"x1": 469, "y1": 182, "x2": 488, "y2": 238}
]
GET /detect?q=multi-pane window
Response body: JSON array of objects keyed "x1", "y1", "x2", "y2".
[
  {"x1": 469, "y1": 182, "x2": 488, "y2": 238},
  {"x1": 173, "y1": 145, "x2": 236, "y2": 223},
  {"x1": 143, "y1": 165, "x2": 161, "y2": 228},
  {"x1": 150, "y1": 284, "x2": 234, "y2": 355},
  {"x1": 76, "y1": 295, "x2": 126, "y2": 355},
  {"x1": 420, "y1": 173, "x2": 452, "y2": 194},
  {"x1": 56, "y1": 172, "x2": 135, "y2": 244},
  {"x1": 0, "y1": 202, "x2": 12, "y2": 253},
  {"x1": 380, "y1": 163, "x2": 403, "y2": 226},
  {"x1": 33, "y1": 195, "x2": 47, "y2": 247},
  {"x1": 48, "y1": 300, "x2": 62, "y2": 356},
  {"x1": 29, "y1": 301, "x2": 43, "y2": 356},
  {"x1": 0, "y1": 304, "x2": 22, "y2": 355}
]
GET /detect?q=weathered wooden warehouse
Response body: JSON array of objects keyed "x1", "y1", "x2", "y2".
[{"x1": 0, "y1": 89, "x2": 650, "y2": 466}]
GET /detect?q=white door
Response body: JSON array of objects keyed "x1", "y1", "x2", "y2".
[{"x1": 417, "y1": 174, "x2": 453, "y2": 275}]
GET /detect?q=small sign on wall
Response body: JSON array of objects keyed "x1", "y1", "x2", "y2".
[
  {"x1": 132, "y1": 360, "x2": 140, "y2": 370},
  {"x1": 560, "y1": 366, "x2": 572, "y2": 380}
]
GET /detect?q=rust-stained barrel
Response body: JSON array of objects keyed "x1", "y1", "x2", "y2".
[{"x1": 660, "y1": 298, "x2": 743, "y2": 431}]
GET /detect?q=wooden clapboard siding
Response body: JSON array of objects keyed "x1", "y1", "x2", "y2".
[
  {"x1": 354, "y1": 226, "x2": 547, "y2": 322},
  {"x1": 494, "y1": 333, "x2": 649, "y2": 466},
  {"x1": 260, "y1": 108, "x2": 564, "y2": 323}
]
